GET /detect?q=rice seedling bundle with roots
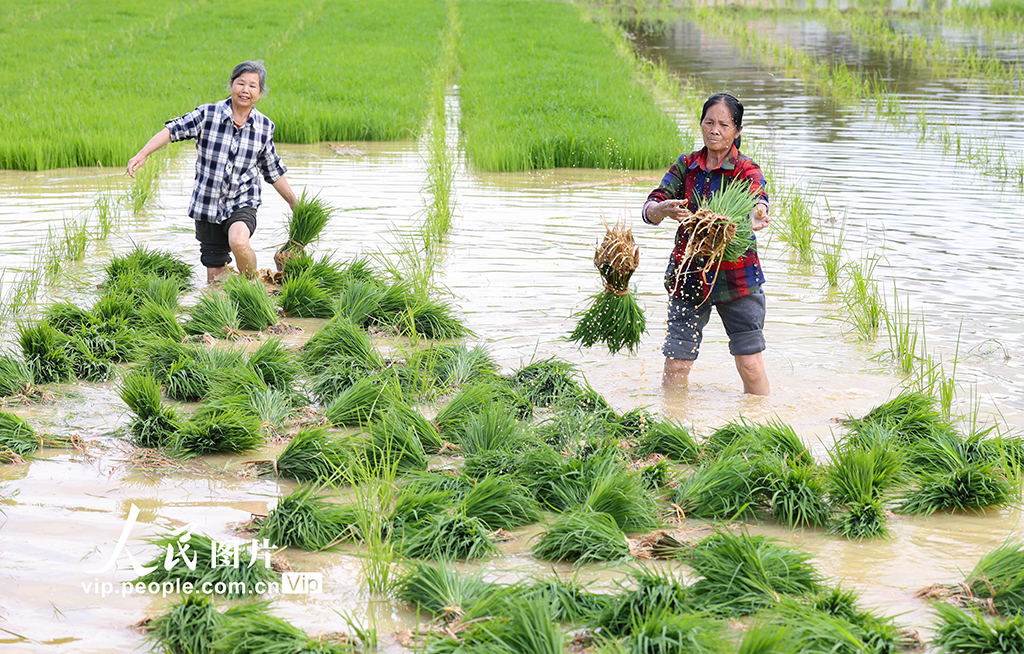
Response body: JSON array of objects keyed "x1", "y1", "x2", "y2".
[
  {"x1": 275, "y1": 192, "x2": 334, "y2": 271},
  {"x1": 570, "y1": 220, "x2": 646, "y2": 355},
  {"x1": 0, "y1": 410, "x2": 39, "y2": 461},
  {"x1": 135, "y1": 532, "x2": 277, "y2": 598}
]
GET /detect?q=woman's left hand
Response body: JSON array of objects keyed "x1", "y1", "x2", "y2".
[{"x1": 751, "y1": 203, "x2": 770, "y2": 231}]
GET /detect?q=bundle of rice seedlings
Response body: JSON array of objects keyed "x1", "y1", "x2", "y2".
[
  {"x1": 848, "y1": 390, "x2": 956, "y2": 446},
  {"x1": 258, "y1": 485, "x2": 359, "y2": 550},
  {"x1": 754, "y1": 419, "x2": 814, "y2": 467},
  {"x1": 536, "y1": 407, "x2": 623, "y2": 453},
  {"x1": 279, "y1": 268, "x2": 334, "y2": 318},
  {"x1": 332, "y1": 277, "x2": 384, "y2": 326},
  {"x1": 275, "y1": 427, "x2": 353, "y2": 485},
  {"x1": 510, "y1": 356, "x2": 586, "y2": 407},
  {"x1": 459, "y1": 404, "x2": 531, "y2": 455},
  {"x1": 895, "y1": 463, "x2": 1016, "y2": 515},
  {"x1": 224, "y1": 274, "x2": 279, "y2": 331},
  {"x1": 44, "y1": 302, "x2": 95, "y2": 333},
  {"x1": 701, "y1": 420, "x2": 759, "y2": 458},
  {"x1": 569, "y1": 221, "x2": 646, "y2": 355},
  {"x1": 212, "y1": 609, "x2": 351, "y2": 654},
  {"x1": 827, "y1": 442, "x2": 903, "y2": 505},
  {"x1": 284, "y1": 252, "x2": 352, "y2": 296},
  {"x1": 246, "y1": 338, "x2": 300, "y2": 394},
  {"x1": 145, "y1": 595, "x2": 268, "y2": 654},
  {"x1": 162, "y1": 355, "x2": 209, "y2": 403},
  {"x1": 434, "y1": 383, "x2": 498, "y2": 439},
  {"x1": 810, "y1": 586, "x2": 914, "y2": 651},
  {"x1": 309, "y1": 357, "x2": 373, "y2": 406},
  {"x1": 105, "y1": 246, "x2": 193, "y2": 291},
  {"x1": 639, "y1": 459, "x2": 670, "y2": 491},
  {"x1": 139, "y1": 274, "x2": 183, "y2": 309},
  {"x1": 906, "y1": 429, "x2": 998, "y2": 475},
  {"x1": 0, "y1": 354, "x2": 35, "y2": 398},
  {"x1": 119, "y1": 369, "x2": 181, "y2": 448},
  {"x1": 462, "y1": 449, "x2": 528, "y2": 481},
  {"x1": 617, "y1": 407, "x2": 654, "y2": 440},
  {"x1": 964, "y1": 540, "x2": 1024, "y2": 616},
  {"x1": 397, "y1": 510, "x2": 499, "y2": 560},
  {"x1": 460, "y1": 475, "x2": 541, "y2": 530},
  {"x1": 274, "y1": 191, "x2": 335, "y2": 270},
  {"x1": 325, "y1": 377, "x2": 391, "y2": 427},
  {"x1": 363, "y1": 418, "x2": 428, "y2": 475},
  {"x1": 301, "y1": 316, "x2": 383, "y2": 374},
  {"x1": 136, "y1": 532, "x2": 277, "y2": 598},
  {"x1": 594, "y1": 567, "x2": 692, "y2": 637},
  {"x1": 627, "y1": 608, "x2": 728, "y2": 654},
  {"x1": 66, "y1": 336, "x2": 118, "y2": 382},
  {"x1": 396, "y1": 561, "x2": 509, "y2": 621},
  {"x1": 670, "y1": 179, "x2": 757, "y2": 304},
  {"x1": 386, "y1": 400, "x2": 442, "y2": 453},
  {"x1": 674, "y1": 455, "x2": 758, "y2": 520},
  {"x1": 391, "y1": 296, "x2": 471, "y2": 340},
  {"x1": 635, "y1": 418, "x2": 700, "y2": 463},
  {"x1": 532, "y1": 509, "x2": 629, "y2": 563},
  {"x1": 686, "y1": 531, "x2": 822, "y2": 615},
  {"x1": 932, "y1": 599, "x2": 1024, "y2": 653},
  {"x1": 138, "y1": 299, "x2": 186, "y2": 341},
  {"x1": 578, "y1": 463, "x2": 660, "y2": 532},
  {"x1": 754, "y1": 456, "x2": 832, "y2": 529},
  {"x1": 828, "y1": 499, "x2": 888, "y2": 540},
  {"x1": 173, "y1": 405, "x2": 263, "y2": 456},
  {"x1": 0, "y1": 410, "x2": 39, "y2": 461},
  {"x1": 427, "y1": 343, "x2": 501, "y2": 389},
  {"x1": 524, "y1": 576, "x2": 610, "y2": 623},
  {"x1": 474, "y1": 597, "x2": 567, "y2": 654},
  {"x1": 737, "y1": 622, "x2": 799, "y2": 654},
  {"x1": 18, "y1": 322, "x2": 74, "y2": 385},
  {"x1": 184, "y1": 291, "x2": 240, "y2": 339},
  {"x1": 768, "y1": 597, "x2": 901, "y2": 654}
]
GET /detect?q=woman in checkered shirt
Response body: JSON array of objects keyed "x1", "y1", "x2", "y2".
[{"x1": 126, "y1": 61, "x2": 299, "y2": 283}]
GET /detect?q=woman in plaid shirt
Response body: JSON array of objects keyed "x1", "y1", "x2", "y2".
[
  {"x1": 643, "y1": 93, "x2": 772, "y2": 395},
  {"x1": 126, "y1": 61, "x2": 298, "y2": 283}
]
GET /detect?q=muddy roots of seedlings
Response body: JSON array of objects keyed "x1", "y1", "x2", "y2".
[{"x1": 569, "y1": 221, "x2": 646, "y2": 355}]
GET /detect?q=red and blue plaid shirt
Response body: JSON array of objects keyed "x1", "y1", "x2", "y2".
[
  {"x1": 644, "y1": 145, "x2": 768, "y2": 305},
  {"x1": 165, "y1": 99, "x2": 287, "y2": 224}
]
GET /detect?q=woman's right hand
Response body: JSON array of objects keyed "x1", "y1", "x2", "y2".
[
  {"x1": 647, "y1": 199, "x2": 691, "y2": 225},
  {"x1": 126, "y1": 153, "x2": 146, "y2": 178}
]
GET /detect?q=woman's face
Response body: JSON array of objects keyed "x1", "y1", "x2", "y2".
[
  {"x1": 701, "y1": 102, "x2": 740, "y2": 153},
  {"x1": 230, "y1": 72, "x2": 262, "y2": 110}
]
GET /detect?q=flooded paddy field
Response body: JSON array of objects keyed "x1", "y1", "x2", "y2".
[{"x1": 3, "y1": 4, "x2": 1024, "y2": 654}]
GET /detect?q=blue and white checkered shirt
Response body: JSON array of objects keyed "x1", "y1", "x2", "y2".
[{"x1": 165, "y1": 98, "x2": 287, "y2": 224}]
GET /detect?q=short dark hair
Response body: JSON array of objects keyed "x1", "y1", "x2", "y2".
[
  {"x1": 700, "y1": 93, "x2": 744, "y2": 150},
  {"x1": 229, "y1": 61, "x2": 268, "y2": 94}
]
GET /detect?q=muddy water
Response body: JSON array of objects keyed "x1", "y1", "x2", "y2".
[{"x1": 2, "y1": 32, "x2": 1024, "y2": 649}]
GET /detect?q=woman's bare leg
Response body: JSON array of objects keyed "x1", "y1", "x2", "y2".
[
  {"x1": 227, "y1": 221, "x2": 257, "y2": 278},
  {"x1": 734, "y1": 352, "x2": 769, "y2": 396},
  {"x1": 663, "y1": 358, "x2": 694, "y2": 387}
]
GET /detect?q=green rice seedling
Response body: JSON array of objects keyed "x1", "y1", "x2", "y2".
[
  {"x1": 755, "y1": 456, "x2": 832, "y2": 529},
  {"x1": 907, "y1": 429, "x2": 999, "y2": 475},
  {"x1": 390, "y1": 295, "x2": 471, "y2": 341},
  {"x1": 224, "y1": 274, "x2": 278, "y2": 331},
  {"x1": 569, "y1": 221, "x2": 646, "y2": 355},
  {"x1": 162, "y1": 355, "x2": 209, "y2": 403},
  {"x1": 363, "y1": 418, "x2": 428, "y2": 476},
  {"x1": 139, "y1": 274, "x2": 183, "y2": 311},
  {"x1": 459, "y1": 404, "x2": 531, "y2": 455},
  {"x1": 0, "y1": 410, "x2": 39, "y2": 461},
  {"x1": 767, "y1": 597, "x2": 895, "y2": 654},
  {"x1": 301, "y1": 316, "x2": 383, "y2": 374},
  {"x1": 737, "y1": 622, "x2": 799, "y2": 654},
  {"x1": 932, "y1": 601, "x2": 1024, "y2": 654},
  {"x1": 842, "y1": 254, "x2": 883, "y2": 340},
  {"x1": 66, "y1": 336, "x2": 118, "y2": 382},
  {"x1": 18, "y1": 322, "x2": 74, "y2": 385},
  {"x1": 820, "y1": 221, "x2": 846, "y2": 289},
  {"x1": 275, "y1": 427, "x2": 353, "y2": 485},
  {"x1": 810, "y1": 586, "x2": 915, "y2": 651},
  {"x1": 827, "y1": 441, "x2": 904, "y2": 504},
  {"x1": 460, "y1": 475, "x2": 541, "y2": 530},
  {"x1": 431, "y1": 343, "x2": 500, "y2": 389},
  {"x1": 687, "y1": 531, "x2": 823, "y2": 615},
  {"x1": 332, "y1": 278, "x2": 384, "y2": 326},
  {"x1": 536, "y1": 407, "x2": 622, "y2": 453},
  {"x1": 524, "y1": 576, "x2": 610, "y2": 623},
  {"x1": 279, "y1": 268, "x2": 334, "y2": 319},
  {"x1": 136, "y1": 532, "x2": 277, "y2": 598},
  {"x1": 309, "y1": 357, "x2": 373, "y2": 406},
  {"x1": 386, "y1": 400, "x2": 442, "y2": 454},
  {"x1": 828, "y1": 500, "x2": 889, "y2": 540},
  {"x1": 474, "y1": 596, "x2": 566, "y2": 654},
  {"x1": 258, "y1": 485, "x2": 359, "y2": 551},
  {"x1": 238, "y1": 387, "x2": 293, "y2": 436},
  {"x1": 639, "y1": 459, "x2": 669, "y2": 492},
  {"x1": 674, "y1": 455, "x2": 758, "y2": 520},
  {"x1": 618, "y1": 408, "x2": 654, "y2": 440},
  {"x1": 138, "y1": 299, "x2": 186, "y2": 341},
  {"x1": 184, "y1": 291, "x2": 241, "y2": 339},
  {"x1": 173, "y1": 405, "x2": 263, "y2": 456},
  {"x1": 274, "y1": 191, "x2": 335, "y2": 270},
  {"x1": 510, "y1": 356, "x2": 586, "y2": 407},
  {"x1": 212, "y1": 609, "x2": 352, "y2": 654},
  {"x1": 754, "y1": 419, "x2": 814, "y2": 467},
  {"x1": 143, "y1": 338, "x2": 195, "y2": 380},
  {"x1": 595, "y1": 567, "x2": 692, "y2": 637},
  {"x1": 627, "y1": 608, "x2": 729, "y2": 654},
  {"x1": 0, "y1": 355, "x2": 35, "y2": 398},
  {"x1": 848, "y1": 390, "x2": 957, "y2": 446},
  {"x1": 462, "y1": 449, "x2": 528, "y2": 481},
  {"x1": 396, "y1": 561, "x2": 510, "y2": 621},
  {"x1": 119, "y1": 369, "x2": 181, "y2": 447},
  {"x1": 325, "y1": 377, "x2": 391, "y2": 427},
  {"x1": 246, "y1": 338, "x2": 300, "y2": 394},
  {"x1": 44, "y1": 302, "x2": 95, "y2": 334},
  {"x1": 895, "y1": 463, "x2": 1017, "y2": 516},
  {"x1": 532, "y1": 509, "x2": 629, "y2": 563},
  {"x1": 434, "y1": 383, "x2": 497, "y2": 439},
  {"x1": 393, "y1": 482, "x2": 457, "y2": 530},
  {"x1": 145, "y1": 594, "x2": 223, "y2": 654},
  {"x1": 397, "y1": 509, "x2": 498, "y2": 560},
  {"x1": 636, "y1": 418, "x2": 700, "y2": 463},
  {"x1": 702, "y1": 420, "x2": 759, "y2": 458},
  {"x1": 578, "y1": 463, "x2": 659, "y2": 532},
  {"x1": 105, "y1": 246, "x2": 193, "y2": 292},
  {"x1": 964, "y1": 540, "x2": 1024, "y2": 616},
  {"x1": 365, "y1": 279, "x2": 419, "y2": 325}
]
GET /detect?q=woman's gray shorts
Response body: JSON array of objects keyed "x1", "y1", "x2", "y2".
[{"x1": 663, "y1": 290, "x2": 766, "y2": 360}]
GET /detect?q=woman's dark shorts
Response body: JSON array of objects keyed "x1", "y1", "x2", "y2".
[
  {"x1": 194, "y1": 207, "x2": 257, "y2": 268},
  {"x1": 663, "y1": 289, "x2": 766, "y2": 361}
]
